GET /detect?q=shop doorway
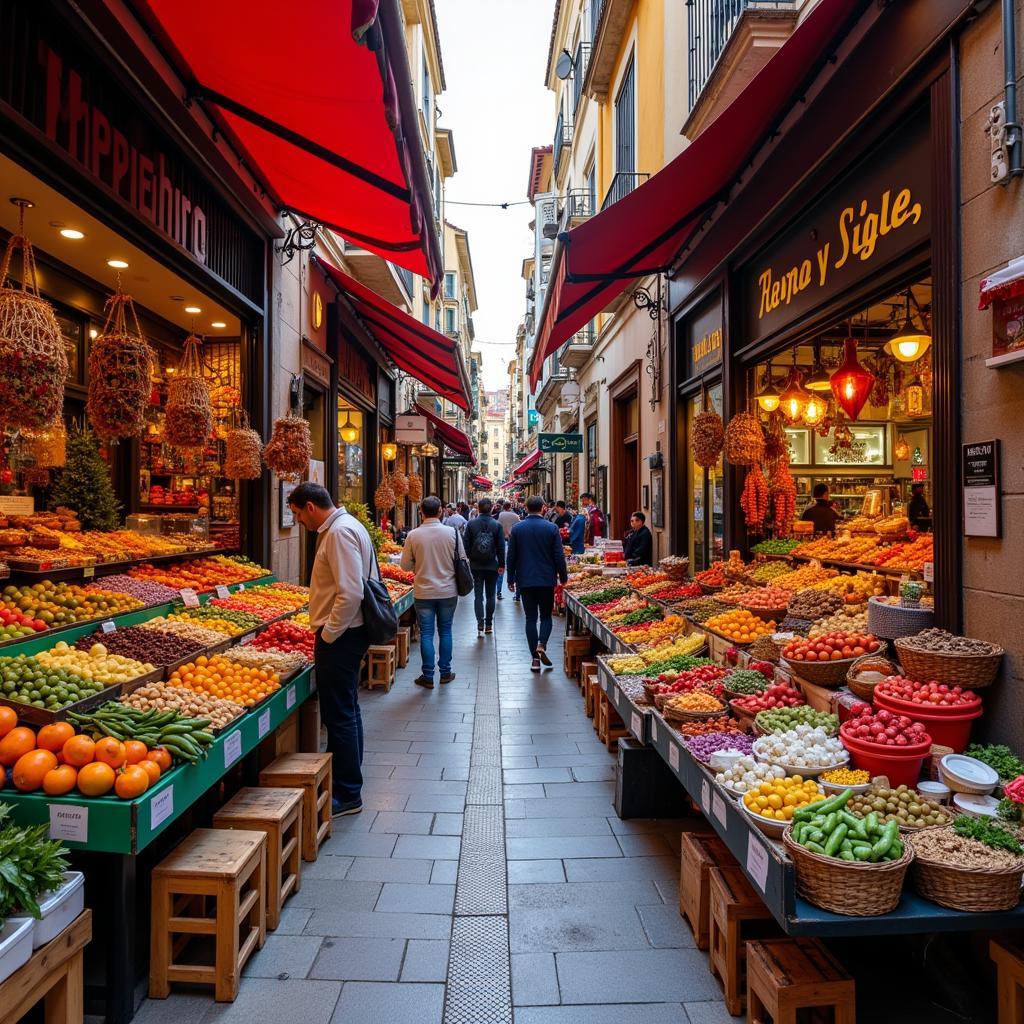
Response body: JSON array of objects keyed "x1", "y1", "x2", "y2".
[
  {"x1": 686, "y1": 384, "x2": 725, "y2": 573},
  {"x1": 611, "y1": 387, "x2": 640, "y2": 541}
]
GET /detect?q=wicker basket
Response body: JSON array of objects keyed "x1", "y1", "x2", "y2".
[
  {"x1": 659, "y1": 558, "x2": 690, "y2": 581},
  {"x1": 893, "y1": 638, "x2": 1003, "y2": 688},
  {"x1": 698, "y1": 582, "x2": 725, "y2": 595},
  {"x1": 783, "y1": 826, "x2": 913, "y2": 916},
  {"x1": 867, "y1": 596, "x2": 934, "y2": 640},
  {"x1": 908, "y1": 827, "x2": 1023, "y2": 912},
  {"x1": 728, "y1": 700, "x2": 758, "y2": 731},
  {"x1": 781, "y1": 655, "x2": 859, "y2": 688},
  {"x1": 846, "y1": 654, "x2": 902, "y2": 701},
  {"x1": 663, "y1": 703, "x2": 727, "y2": 723},
  {"x1": 742, "y1": 604, "x2": 788, "y2": 623}
]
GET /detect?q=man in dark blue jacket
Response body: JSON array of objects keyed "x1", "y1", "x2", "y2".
[
  {"x1": 463, "y1": 497, "x2": 505, "y2": 637},
  {"x1": 506, "y1": 494, "x2": 568, "y2": 672}
]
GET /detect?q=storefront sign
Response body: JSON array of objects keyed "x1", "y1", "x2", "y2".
[
  {"x1": 0, "y1": 497, "x2": 34, "y2": 516},
  {"x1": 962, "y1": 439, "x2": 1001, "y2": 538},
  {"x1": 301, "y1": 342, "x2": 332, "y2": 389},
  {"x1": 539, "y1": 432, "x2": 583, "y2": 454},
  {"x1": 337, "y1": 337, "x2": 375, "y2": 402},
  {"x1": 528, "y1": 409, "x2": 540, "y2": 428},
  {"x1": 744, "y1": 119, "x2": 930, "y2": 343},
  {"x1": 396, "y1": 415, "x2": 428, "y2": 445},
  {"x1": 683, "y1": 294, "x2": 723, "y2": 379}
]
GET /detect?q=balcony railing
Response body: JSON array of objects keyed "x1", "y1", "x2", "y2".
[
  {"x1": 572, "y1": 41, "x2": 591, "y2": 115},
  {"x1": 553, "y1": 112, "x2": 574, "y2": 175},
  {"x1": 688, "y1": 0, "x2": 796, "y2": 109},
  {"x1": 561, "y1": 188, "x2": 594, "y2": 227},
  {"x1": 601, "y1": 171, "x2": 649, "y2": 210}
]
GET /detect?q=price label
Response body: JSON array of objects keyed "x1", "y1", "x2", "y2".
[
  {"x1": 922, "y1": 561, "x2": 934, "y2": 583},
  {"x1": 83, "y1": 566, "x2": 95, "y2": 578},
  {"x1": 746, "y1": 834, "x2": 770, "y2": 893},
  {"x1": 215, "y1": 585, "x2": 231, "y2": 599},
  {"x1": 630, "y1": 712, "x2": 642, "y2": 739},
  {"x1": 179, "y1": 588, "x2": 200, "y2": 608},
  {"x1": 101, "y1": 620, "x2": 116, "y2": 634},
  {"x1": 150, "y1": 786, "x2": 174, "y2": 830},
  {"x1": 241, "y1": 633, "x2": 256, "y2": 645},
  {"x1": 258, "y1": 709, "x2": 271, "y2": 738},
  {"x1": 669, "y1": 743, "x2": 680, "y2": 771},
  {"x1": 238, "y1": 583, "x2": 246, "y2": 591},
  {"x1": 286, "y1": 685, "x2": 297, "y2": 710},
  {"x1": 223, "y1": 730, "x2": 243, "y2": 768},
  {"x1": 49, "y1": 804, "x2": 88, "y2": 843},
  {"x1": 712, "y1": 792, "x2": 727, "y2": 826},
  {"x1": 700, "y1": 779, "x2": 710, "y2": 813}
]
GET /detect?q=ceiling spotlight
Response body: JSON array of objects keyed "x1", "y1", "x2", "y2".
[
  {"x1": 107, "y1": 259, "x2": 129, "y2": 269},
  {"x1": 170, "y1": 295, "x2": 185, "y2": 302},
  {"x1": 211, "y1": 321, "x2": 227, "y2": 329},
  {"x1": 184, "y1": 305, "x2": 202, "y2": 314},
  {"x1": 59, "y1": 228, "x2": 85, "y2": 240}
]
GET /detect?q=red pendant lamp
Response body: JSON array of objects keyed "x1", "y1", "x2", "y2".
[{"x1": 830, "y1": 321, "x2": 875, "y2": 421}]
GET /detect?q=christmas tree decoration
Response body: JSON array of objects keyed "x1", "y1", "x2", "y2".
[{"x1": 50, "y1": 427, "x2": 121, "y2": 531}]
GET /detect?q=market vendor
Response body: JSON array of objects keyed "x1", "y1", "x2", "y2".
[
  {"x1": 908, "y1": 481, "x2": 932, "y2": 531},
  {"x1": 623, "y1": 511, "x2": 653, "y2": 566},
  {"x1": 801, "y1": 483, "x2": 840, "y2": 536}
]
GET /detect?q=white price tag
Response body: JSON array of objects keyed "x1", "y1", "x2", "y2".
[
  {"x1": 223, "y1": 730, "x2": 243, "y2": 767},
  {"x1": 630, "y1": 712, "x2": 642, "y2": 738},
  {"x1": 286, "y1": 685, "x2": 297, "y2": 710},
  {"x1": 258, "y1": 709, "x2": 271, "y2": 738},
  {"x1": 238, "y1": 583, "x2": 246, "y2": 591},
  {"x1": 746, "y1": 834, "x2": 770, "y2": 893},
  {"x1": 49, "y1": 804, "x2": 88, "y2": 843},
  {"x1": 922, "y1": 561, "x2": 934, "y2": 583},
  {"x1": 712, "y1": 792, "x2": 727, "y2": 826},
  {"x1": 83, "y1": 566, "x2": 95, "y2": 578},
  {"x1": 180, "y1": 588, "x2": 200, "y2": 608},
  {"x1": 669, "y1": 743, "x2": 680, "y2": 771},
  {"x1": 241, "y1": 633, "x2": 256, "y2": 645},
  {"x1": 101, "y1": 620, "x2": 116, "y2": 634},
  {"x1": 700, "y1": 779, "x2": 710, "y2": 813},
  {"x1": 215, "y1": 585, "x2": 231, "y2": 599},
  {"x1": 150, "y1": 786, "x2": 174, "y2": 830}
]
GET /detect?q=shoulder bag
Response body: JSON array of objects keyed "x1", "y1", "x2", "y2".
[
  {"x1": 341, "y1": 512, "x2": 399, "y2": 643},
  {"x1": 453, "y1": 529, "x2": 474, "y2": 597}
]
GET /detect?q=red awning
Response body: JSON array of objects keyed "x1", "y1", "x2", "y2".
[
  {"x1": 501, "y1": 478, "x2": 526, "y2": 491},
  {"x1": 509, "y1": 449, "x2": 541, "y2": 477},
  {"x1": 414, "y1": 404, "x2": 477, "y2": 463},
  {"x1": 471, "y1": 476, "x2": 493, "y2": 488},
  {"x1": 317, "y1": 258, "x2": 471, "y2": 411},
  {"x1": 529, "y1": 0, "x2": 860, "y2": 388},
  {"x1": 134, "y1": 0, "x2": 442, "y2": 284}
]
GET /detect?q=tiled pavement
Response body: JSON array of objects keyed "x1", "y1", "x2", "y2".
[{"x1": 133, "y1": 593, "x2": 741, "y2": 1024}]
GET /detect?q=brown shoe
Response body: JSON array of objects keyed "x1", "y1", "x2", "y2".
[
  {"x1": 414, "y1": 675, "x2": 435, "y2": 689},
  {"x1": 439, "y1": 672, "x2": 456, "y2": 685},
  {"x1": 536, "y1": 645, "x2": 553, "y2": 667}
]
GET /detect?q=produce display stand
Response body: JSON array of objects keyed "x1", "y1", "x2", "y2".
[
  {"x1": 392, "y1": 590, "x2": 414, "y2": 616},
  {"x1": 1, "y1": 547, "x2": 247, "y2": 583},
  {"x1": 596, "y1": 656, "x2": 650, "y2": 745}
]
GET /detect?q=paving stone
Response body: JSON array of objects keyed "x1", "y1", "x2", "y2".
[
  {"x1": 507, "y1": 859, "x2": 566, "y2": 884},
  {"x1": 535, "y1": 753, "x2": 612, "y2": 767},
  {"x1": 273, "y1": 905, "x2": 314, "y2": 935},
  {"x1": 556, "y1": 949, "x2": 722, "y2": 1002},
  {"x1": 607, "y1": 817, "x2": 691, "y2": 835},
  {"x1": 441, "y1": 765, "x2": 470, "y2": 780},
  {"x1": 308, "y1": 936, "x2": 406, "y2": 981},
  {"x1": 542, "y1": 781, "x2": 617, "y2": 799},
  {"x1": 301, "y1": 855, "x2": 354, "y2": 879},
  {"x1": 400, "y1": 938, "x2": 450, "y2": 982},
  {"x1": 507, "y1": 836, "x2": 622, "y2": 860},
  {"x1": 616, "y1": 833, "x2": 676, "y2": 858},
  {"x1": 570, "y1": 764, "x2": 616, "y2": 782},
  {"x1": 376, "y1": 882, "x2": 455, "y2": 914},
  {"x1": 317, "y1": 833, "x2": 397, "y2": 859},
  {"x1": 683, "y1": 1001, "x2": 745, "y2": 1024},
  {"x1": 392, "y1": 833, "x2": 462, "y2": 859},
  {"x1": 357, "y1": 790, "x2": 410, "y2": 811},
  {"x1": 515, "y1": 797, "x2": 618, "y2": 818},
  {"x1": 288, "y1": 879, "x2": 382, "y2": 911},
  {"x1": 503, "y1": 754, "x2": 540, "y2": 769},
  {"x1": 131, "y1": 994, "x2": 211, "y2": 1024},
  {"x1": 564, "y1": 856, "x2": 680, "y2": 883},
  {"x1": 506, "y1": 817, "x2": 613, "y2": 838},
  {"x1": 409, "y1": 740, "x2": 473, "y2": 755},
  {"x1": 432, "y1": 812, "x2": 464, "y2": 835},
  {"x1": 511, "y1": 951, "x2": 561, "y2": 1006},
  {"x1": 390, "y1": 764, "x2": 445, "y2": 780},
  {"x1": 200, "y1": 978, "x2": 342, "y2": 1024},
  {"x1": 430, "y1": 859, "x2": 459, "y2": 884},
  {"x1": 370, "y1": 810, "x2": 436, "y2": 834},
  {"x1": 510, "y1": 906, "x2": 651, "y2": 953},
  {"x1": 362, "y1": 739, "x2": 413, "y2": 752},
  {"x1": 304, "y1": 908, "x2": 452, "y2": 940},
  {"x1": 363, "y1": 751, "x2": 422, "y2": 766},
  {"x1": 242, "y1": 934, "x2": 323, "y2": 978},
  {"x1": 405, "y1": 792, "x2": 466, "y2": 813},
  {"x1": 504, "y1": 783, "x2": 548, "y2": 799},
  {"x1": 510, "y1": 880, "x2": 664, "y2": 909},
  {"x1": 359, "y1": 764, "x2": 396, "y2": 778},
  {"x1": 514, "y1": 1006, "x2": 690, "y2": 1024},
  {"x1": 637, "y1": 904, "x2": 697, "y2": 948},
  {"x1": 344, "y1": 857, "x2": 433, "y2": 883},
  {"x1": 330, "y1": 981, "x2": 445, "y2": 1023},
  {"x1": 504, "y1": 767, "x2": 575, "y2": 784}
]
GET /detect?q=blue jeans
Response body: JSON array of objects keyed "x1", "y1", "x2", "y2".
[
  {"x1": 415, "y1": 596, "x2": 458, "y2": 677},
  {"x1": 472, "y1": 569, "x2": 498, "y2": 628}
]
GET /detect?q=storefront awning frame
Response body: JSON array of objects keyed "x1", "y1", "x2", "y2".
[{"x1": 412, "y1": 402, "x2": 477, "y2": 463}]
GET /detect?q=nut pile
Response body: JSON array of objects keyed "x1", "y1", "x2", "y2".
[
  {"x1": 809, "y1": 608, "x2": 869, "y2": 639},
  {"x1": 786, "y1": 588, "x2": 844, "y2": 620},
  {"x1": 909, "y1": 825, "x2": 1024, "y2": 869},
  {"x1": 138, "y1": 617, "x2": 229, "y2": 647},
  {"x1": 122, "y1": 680, "x2": 243, "y2": 728},
  {"x1": 75, "y1": 625, "x2": 202, "y2": 665},
  {"x1": 900, "y1": 629, "x2": 1001, "y2": 656},
  {"x1": 226, "y1": 645, "x2": 306, "y2": 675}
]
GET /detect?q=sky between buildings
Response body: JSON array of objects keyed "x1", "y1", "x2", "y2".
[{"x1": 435, "y1": 0, "x2": 555, "y2": 392}]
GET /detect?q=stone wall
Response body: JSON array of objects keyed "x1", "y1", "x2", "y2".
[{"x1": 959, "y1": 0, "x2": 1024, "y2": 743}]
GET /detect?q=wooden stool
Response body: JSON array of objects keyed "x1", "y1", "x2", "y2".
[
  {"x1": 583, "y1": 670, "x2": 599, "y2": 718},
  {"x1": 258, "y1": 710, "x2": 298, "y2": 769},
  {"x1": 679, "y1": 832, "x2": 735, "y2": 949},
  {"x1": 596, "y1": 691, "x2": 627, "y2": 751},
  {"x1": 708, "y1": 865, "x2": 776, "y2": 1015},
  {"x1": 366, "y1": 644, "x2": 396, "y2": 691},
  {"x1": 0, "y1": 910, "x2": 91, "y2": 1024},
  {"x1": 299, "y1": 697, "x2": 321, "y2": 754},
  {"x1": 260, "y1": 752, "x2": 332, "y2": 862},
  {"x1": 991, "y1": 939, "x2": 1024, "y2": 1024},
  {"x1": 563, "y1": 634, "x2": 593, "y2": 679},
  {"x1": 747, "y1": 937, "x2": 855, "y2": 1024},
  {"x1": 395, "y1": 626, "x2": 411, "y2": 668},
  {"x1": 214, "y1": 787, "x2": 303, "y2": 931},
  {"x1": 150, "y1": 828, "x2": 266, "y2": 1002}
]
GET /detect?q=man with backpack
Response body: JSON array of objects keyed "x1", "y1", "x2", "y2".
[{"x1": 464, "y1": 497, "x2": 505, "y2": 637}]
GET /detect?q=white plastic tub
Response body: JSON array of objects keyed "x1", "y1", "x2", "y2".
[
  {"x1": 0, "y1": 917, "x2": 34, "y2": 984},
  {"x1": 11, "y1": 871, "x2": 85, "y2": 950}
]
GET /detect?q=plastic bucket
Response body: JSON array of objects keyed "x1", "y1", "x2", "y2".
[
  {"x1": 872, "y1": 694, "x2": 982, "y2": 753},
  {"x1": 840, "y1": 731, "x2": 929, "y2": 787},
  {"x1": 873, "y1": 689, "x2": 982, "y2": 717}
]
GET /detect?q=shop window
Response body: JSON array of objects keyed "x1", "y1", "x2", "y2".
[
  {"x1": 445, "y1": 306, "x2": 456, "y2": 334},
  {"x1": 337, "y1": 398, "x2": 365, "y2": 507},
  {"x1": 686, "y1": 386, "x2": 724, "y2": 573},
  {"x1": 586, "y1": 419, "x2": 598, "y2": 491}
]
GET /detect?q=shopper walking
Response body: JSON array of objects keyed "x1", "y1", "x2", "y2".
[
  {"x1": 464, "y1": 497, "x2": 505, "y2": 636},
  {"x1": 506, "y1": 494, "x2": 567, "y2": 672},
  {"x1": 401, "y1": 495, "x2": 464, "y2": 688},
  {"x1": 568, "y1": 507, "x2": 587, "y2": 554},
  {"x1": 444, "y1": 503, "x2": 468, "y2": 534},
  {"x1": 287, "y1": 482, "x2": 374, "y2": 817},
  {"x1": 497, "y1": 500, "x2": 522, "y2": 602}
]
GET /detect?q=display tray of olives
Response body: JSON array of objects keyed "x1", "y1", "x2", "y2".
[{"x1": 845, "y1": 783, "x2": 954, "y2": 831}]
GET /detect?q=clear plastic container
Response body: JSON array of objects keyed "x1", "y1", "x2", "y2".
[{"x1": 0, "y1": 917, "x2": 33, "y2": 983}]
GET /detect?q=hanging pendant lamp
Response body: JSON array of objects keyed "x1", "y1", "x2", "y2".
[
  {"x1": 755, "y1": 365, "x2": 781, "y2": 413},
  {"x1": 885, "y1": 288, "x2": 932, "y2": 363},
  {"x1": 830, "y1": 321, "x2": 875, "y2": 421},
  {"x1": 340, "y1": 409, "x2": 359, "y2": 444},
  {"x1": 803, "y1": 391, "x2": 825, "y2": 426},
  {"x1": 778, "y1": 356, "x2": 808, "y2": 424},
  {"x1": 895, "y1": 434, "x2": 910, "y2": 461},
  {"x1": 804, "y1": 342, "x2": 832, "y2": 392}
]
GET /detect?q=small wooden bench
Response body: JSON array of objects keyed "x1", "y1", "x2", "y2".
[
  {"x1": 260, "y1": 752, "x2": 332, "y2": 862},
  {"x1": 991, "y1": 939, "x2": 1024, "y2": 1024},
  {"x1": 150, "y1": 828, "x2": 266, "y2": 1002},
  {"x1": 395, "y1": 626, "x2": 411, "y2": 668},
  {"x1": 0, "y1": 909, "x2": 91, "y2": 1024},
  {"x1": 596, "y1": 690, "x2": 628, "y2": 751},
  {"x1": 679, "y1": 831, "x2": 735, "y2": 949},
  {"x1": 747, "y1": 937, "x2": 855, "y2": 1024},
  {"x1": 214, "y1": 787, "x2": 303, "y2": 931},
  {"x1": 708, "y1": 865, "x2": 777, "y2": 1016},
  {"x1": 580, "y1": 659, "x2": 598, "y2": 696},
  {"x1": 563, "y1": 634, "x2": 593, "y2": 679},
  {"x1": 365, "y1": 644, "x2": 397, "y2": 691}
]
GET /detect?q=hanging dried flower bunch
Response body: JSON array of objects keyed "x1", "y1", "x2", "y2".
[
  {"x1": 87, "y1": 285, "x2": 154, "y2": 441},
  {"x1": 374, "y1": 476, "x2": 396, "y2": 512},
  {"x1": 691, "y1": 405, "x2": 725, "y2": 468},
  {"x1": 407, "y1": 472, "x2": 423, "y2": 503},
  {"x1": 739, "y1": 463, "x2": 769, "y2": 533},
  {"x1": 390, "y1": 470, "x2": 409, "y2": 497},
  {"x1": 763, "y1": 413, "x2": 787, "y2": 462},
  {"x1": 768, "y1": 454, "x2": 797, "y2": 538},
  {"x1": 224, "y1": 411, "x2": 263, "y2": 480},
  {"x1": 24, "y1": 420, "x2": 67, "y2": 469},
  {"x1": 869, "y1": 354, "x2": 894, "y2": 409},
  {"x1": 0, "y1": 207, "x2": 67, "y2": 430},
  {"x1": 263, "y1": 415, "x2": 311, "y2": 481},
  {"x1": 165, "y1": 334, "x2": 212, "y2": 449},
  {"x1": 724, "y1": 411, "x2": 765, "y2": 466}
]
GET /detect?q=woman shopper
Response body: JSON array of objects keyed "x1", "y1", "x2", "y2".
[
  {"x1": 464, "y1": 497, "x2": 505, "y2": 636},
  {"x1": 401, "y1": 495, "x2": 465, "y2": 689},
  {"x1": 506, "y1": 494, "x2": 568, "y2": 672}
]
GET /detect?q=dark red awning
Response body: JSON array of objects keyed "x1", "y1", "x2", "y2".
[
  {"x1": 134, "y1": 0, "x2": 442, "y2": 284},
  {"x1": 529, "y1": 0, "x2": 860, "y2": 388},
  {"x1": 501, "y1": 478, "x2": 526, "y2": 490},
  {"x1": 414, "y1": 404, "x2": 476, "y2": 463},
  {"x1": 471, "y1": 476, "x2": 493, "y2": 488},
  {"x1": 317, "y1": 259, "x2": 471, "y2": 411},
  {"x1": 509, "y1": 449, "x2": 541, "y2": 477}
]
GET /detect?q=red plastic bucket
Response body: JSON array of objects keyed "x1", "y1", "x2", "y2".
[
  {"x1": 839, "y1": 730, "x2": 930, "y2": 787},
  {"x1": 872, "y1": 693, "x2": 982, "y2": 753},
  {"x1": 872, "y1": 688, "x2": 982, "y2": 717}
]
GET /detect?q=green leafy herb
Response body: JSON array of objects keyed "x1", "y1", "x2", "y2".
[
  {"x1": 578, "y1": 587, "x2": 630, "y2": 606},
  {"x1": 965, "y1": 744, "x2": 1024, "y2": 781},
  {"x1": 997, "y1": 798, "x2": 1023, "y2": 822},
  {"x1": 953, "y1": 814, "x2": 1024, "y2": 855},
  {"x1": 0, "y1": 803, "x2": 70, "y2": 926}
]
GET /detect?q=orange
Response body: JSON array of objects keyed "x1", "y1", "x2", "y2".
[
  {"x1": 13, "y1": 749, "x2": 58, "y2": 791},
  {"x1": 137, "y1": 759, "x2": 161, "y2": 784},
  {"x1": 94, "y1": 737, "x2": 127, "y2": 769},
  {"x1": 62, "y1": 734, "x2": 96, "y2": 768},
  {"x1": 77, "y1": 761, "x2": 116, "y2": 796},
  {"x1": 36, "y1": 722, "x2": 75, "y2": 753},
  {"x1": 149, "y1": 747, "x2": 173, "y2": 772},
  {"x1": 114, "y1": 764, "x2": 150, "y2": 800},
  {"x1": 0, "y1": 706, "x2": 16, "y2": 739},
  {"x1": 42, "y1": 764, "x2": 77, "y2": 796},
  {"x1": 0, "y1": 727, "x2": 37, "y2": 767},
  {"x1": 123, "y1": 740, "x2": 149, "y2": 765}
]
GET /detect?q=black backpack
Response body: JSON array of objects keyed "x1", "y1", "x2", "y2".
[{"x1": 469, "y1": 520, "x2": 496, "y2": 562}]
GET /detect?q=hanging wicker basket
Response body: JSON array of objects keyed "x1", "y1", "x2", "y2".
[
  {"x1": 165, "y1": 334, "x2": 212, "y2": 449},
  {"x1": 224, "y1": 410, "x2": 263, "y2": 480},
  {"x1": 87, "y1": 286, "x2": 154, "y2": 441},
  {"x1": 374, "y1": 476, "x2": 397, "y2": 512},
  {"x1": 691, "y1": 408, "x2": 725, "y2": 468},
  {"x1": 724, "y1": 412, "x2": 766, "y2": 466},
  {"x1": 263, "y1": 414, "x2": 311, "y2": 481},
  {"x1": 24, "y1": 420, "x2": 67, "y2": 469},
  {"x1": 390, "y1": 470, "x2": 409, "y2": 497},
  {"x1": 0, "y1": 214, "x2": 68, "y2": 430},
  {"x1": 407, "y1": 472, "x2": 423, "y2": 503}
]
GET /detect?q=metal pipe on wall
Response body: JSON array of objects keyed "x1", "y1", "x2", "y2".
[{"x1": 1005, "y1": 0, "x2": 1022, "y2": 176}]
